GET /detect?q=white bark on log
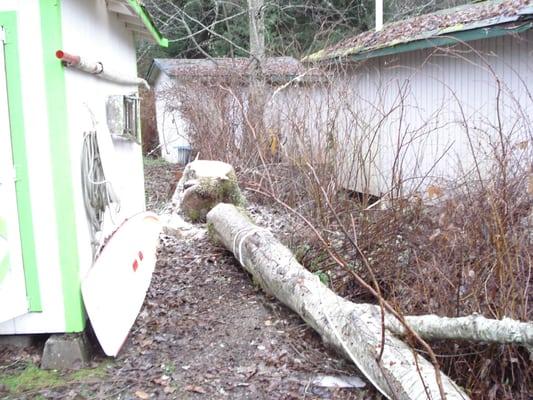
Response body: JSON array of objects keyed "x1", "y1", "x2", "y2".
[
  {"x1": 384, "y1": 313, "x2": 533, "y2": 347},
  {"x1": 207, "y1": 204, "x2": 468, "y2": 400}
]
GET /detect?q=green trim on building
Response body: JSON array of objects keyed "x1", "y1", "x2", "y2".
[
  {"x1": 347, "y1": 22, "x2": 533, "y2": 62},
  {"x1": 126, "y1": 0, "x2": 168, "y2": 47},
  {"x1": 0, "y1": 12, "x2": 42, "y2": 311},
  {"x1": 39, "y1": 0, "x2": 85, "y2": 332}
]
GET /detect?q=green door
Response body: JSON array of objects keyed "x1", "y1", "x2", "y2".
[{"x1": 0, "y1": 27, "x2": 28, "y2": 323}]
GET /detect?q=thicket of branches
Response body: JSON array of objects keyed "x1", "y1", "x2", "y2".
[
  {"x1": 139, "y1": 1, "x2": 532, "y2": 398},
  {"x1": 153, "y1": 43, "x2": 533, "y2": 397},
  {"x1": 138, "y1": 0, "x2": 471, "y2": 72}
]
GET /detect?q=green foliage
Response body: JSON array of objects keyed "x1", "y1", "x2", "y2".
[
  {"x1": 206, "y1": 221, "x2": 220, "y2": 243},
  {"x1": 264, "y1": 0, "x2": 375, "y2": 56},
  {"x1": 314, "y1": 270, "x2": 330, "y2": 286},
  {"x1": 308, "y1": 253, "x2": 329, "y2": 272},
  {"x1": 143, "y1": 156, "x2": 171, "y2": 167},
  {"x1": 188, "y1": 208, "x2": 203, "y2": 222},
  {"x1": 294, "y1": 243, "x2": 311, "y2": 263}
]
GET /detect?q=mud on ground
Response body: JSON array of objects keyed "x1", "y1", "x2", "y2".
[{"x1": 0, "y1": 159, "x2": 378, "y2": 399}]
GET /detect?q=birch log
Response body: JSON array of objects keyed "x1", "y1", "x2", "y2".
[
  {"x1": 207, "y1": 204, "x2": 468, "y2": 400},
  {"x1": 384, "y1": 313, "x2": 533, "y2": 347}
]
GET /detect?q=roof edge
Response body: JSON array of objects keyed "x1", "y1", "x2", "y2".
[
  {"x1": 126, "y1": 0, "x2": 168, "y2": 47},
  {"x1": 304, "y1": 5, "x2": 533, "y2": 64},
  {"x1": 349, "y1": 21, "x2": 533, "y2": 63}
]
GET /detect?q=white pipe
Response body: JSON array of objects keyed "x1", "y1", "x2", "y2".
[
  {"x1": 56, "y1": 50, "x2": 150, "y2": 90},
  {"x1": 376, "y1": 0, "x2": 383, "y2": 31}
]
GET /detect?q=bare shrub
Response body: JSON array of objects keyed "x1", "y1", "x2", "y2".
[
  {"x1": 140, "y1": 87, "x2": 159, "y2": 157},
  {"x1": 154, "y1": 43, "x2": 532, "y2": 397}
]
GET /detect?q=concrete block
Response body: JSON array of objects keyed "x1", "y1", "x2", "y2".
[
  {"x1": 41, "y1": 333, "x2": 91, "y2": 370},
  {"x1": 0, "y1": 335, "x2": 33, "y2": 347}
]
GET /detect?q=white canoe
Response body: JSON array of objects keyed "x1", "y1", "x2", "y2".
[{"x1": 82, "y1": 212, "x2": 161, "y2": 356}]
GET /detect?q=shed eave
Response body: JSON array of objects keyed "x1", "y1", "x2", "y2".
[
  {"x1": 123, "y1": 0, "x2": 168, "y2": 47},
  {"x1": 308, "y1": 20, "x2": 533, "y2": 65}
]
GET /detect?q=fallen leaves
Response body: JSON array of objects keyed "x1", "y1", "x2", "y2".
[
  {"x1": 134, "y1": 390, "x2": 150, "y2": 399},
  {"x1": 184, "y1": 385, "x2": 207, "y2": 394},
  {"x1": 0, "y1": 162, "x2": 376, "y2": 399},
  {"x1": 153, "y1": 374, "x2": 171, "y2": 386}
]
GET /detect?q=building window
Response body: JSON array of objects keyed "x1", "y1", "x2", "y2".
[
  {"x1": 106, "y1": 94, "x2": 140, "y2": 142},
  {"x1": 123, "y1": 95, "x2": 139, "y2": 140}
]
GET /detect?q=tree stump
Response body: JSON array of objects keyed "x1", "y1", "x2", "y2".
[{"x1": 172, "y1": 160, "x2": 245, "y2": 222}]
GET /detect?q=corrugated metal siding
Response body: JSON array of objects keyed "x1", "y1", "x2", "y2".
[{"x1": 338, "y1": 29, "x2": 533, "y2": 195}]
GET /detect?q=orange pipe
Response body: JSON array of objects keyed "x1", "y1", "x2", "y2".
[{"x1": 55, "y1": 50, "x2": 81, "y2": 66}]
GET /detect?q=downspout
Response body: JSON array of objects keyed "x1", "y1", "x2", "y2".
[{"x1": 56, "y1": 50, "x2": 150, "y2": 89}]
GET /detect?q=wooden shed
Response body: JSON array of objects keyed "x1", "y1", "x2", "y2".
[{"x1": 304, "y1": 0, "x2": 533, "y2": 196}]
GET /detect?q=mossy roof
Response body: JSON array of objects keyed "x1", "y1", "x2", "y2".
[{"x1": 304, "y1": 0, "x2": 533, "y2": 63}]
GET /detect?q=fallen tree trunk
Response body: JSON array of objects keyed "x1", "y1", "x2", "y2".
[
  {"x1": 384, "y1": 313, "x2": 533, "y2": 348},
  {"x1": 207, "y1": 204, "x2": 468, "y2": 400}
]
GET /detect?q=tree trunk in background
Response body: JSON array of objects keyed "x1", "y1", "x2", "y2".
[
  {"x1": 207, "y1": 203, "x2": 469, "y2": 400},
  {"x1": 248, "y1": 0, "x2": 265, "y2": 64},
  {"x1": 246, "y1": 0, "x2": 270, "y2": 165}
]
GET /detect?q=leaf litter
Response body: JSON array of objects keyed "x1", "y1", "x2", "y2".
[{"x1": 0, "y1": 161, "x2": 378, "y2": 400}]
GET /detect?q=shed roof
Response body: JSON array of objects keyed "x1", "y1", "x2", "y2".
[
  {"x1": 106, "y1": 0, "x2": 168, "y2": 47},
  {"x1": 305, "y1": 0, "x2": 533, "y2": 63},
  {"x1": 146, "y1": 57, "x2": 320, "y2": 83}
]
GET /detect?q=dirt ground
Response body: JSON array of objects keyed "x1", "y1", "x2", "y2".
[{"x1": 0, "y1": 160, "x2": 378, "y2": 400}]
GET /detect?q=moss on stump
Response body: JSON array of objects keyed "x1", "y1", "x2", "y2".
[{"x1": 177, "y1": 160, "x2": 245, "y2": 222}]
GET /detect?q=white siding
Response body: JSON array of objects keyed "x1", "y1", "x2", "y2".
[
  {"x1": 0, "y1": 1, "x2": 66, "y2": 334},
  {"x1": 61, "y1": 0, "x2": 146, "y2": 283},
  {"x1": 0, "y1": 0, "x2": 147, "y2": 334},
  {"x1": 337, "y1": 30, "x2": 533, "y2": 195},
  {"x1": 152, "y1": 30, "x2": 533, "y2": 197},
  {"x1": 154, "y1": 73, "x2": 191, "y2": 163}
]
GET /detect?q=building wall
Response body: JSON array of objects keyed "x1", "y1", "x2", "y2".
[
  {"x1": 153, "y1": 75, "x2": 316, "y2": 164},
  {"x1": 0, "y1": 0, "x2": 146, "y2": 334},
  {"x1": 152, "y1": 30, "x2": 533, "y2": 197},
  {"x1": 265, "y1": 82, "x2": 344, "y2": 166},
  {"x1": 0, "y1": 1, "x2": 66, "y2": 334},
  {"x1": 154, "y1": 72, "x2": 192, "y2": 163},
  {"x1": 335, "y1": 29, "x2": 533, "y2": 195},
  {"x1": 61, "y1": 0, "x2": 146, "y2": 282}
]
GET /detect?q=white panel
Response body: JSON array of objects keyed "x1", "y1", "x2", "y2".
[
  {"x1": 0, "y1": 0, "x2": 66, "y2": 334},
  {"x1": 155, "y1": 73, "x2": 191, "y2": 163},
  {"x1": 337, "y1": 29, "x2": 533, "y2": 195},
  {"x1": 0, "y1": 29, "x2": 28, "y2": 323},
  {"x1": 61, "y1": 0, "x2": 146, "y2": 280},
  {"x1": 0, "y1": 1, "x2": 18, "y2": 12}
]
